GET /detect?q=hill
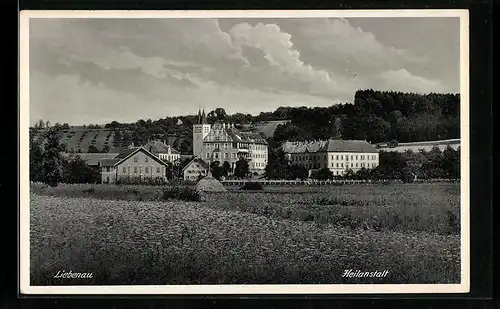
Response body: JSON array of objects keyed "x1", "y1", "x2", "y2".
[{"x1": 30, "y1": 90, "x2": 460, "y2": 153}]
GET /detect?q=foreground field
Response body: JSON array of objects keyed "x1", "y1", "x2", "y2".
[{"x1": 30, "y1": 183, "x2": 461, "y2": 285}]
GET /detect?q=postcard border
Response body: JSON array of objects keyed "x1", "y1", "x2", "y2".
[{"x1": 19, "y1": 9, "x2": 470, "y2": 295}]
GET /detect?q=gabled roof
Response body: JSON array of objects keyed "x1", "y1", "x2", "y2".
[
  {"x1": 182, "y1": 157, "x2": 209, "y2": 172},
  {"x1": 102, "y1": 147, "x2": 169, "y2": 167}
]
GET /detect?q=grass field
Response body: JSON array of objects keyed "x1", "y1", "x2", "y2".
[{"x1": 29, "y1": 182, "x2": 461, "y2": 285}]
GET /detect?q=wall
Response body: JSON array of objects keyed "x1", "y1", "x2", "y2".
[{"x1": 115, "y1": 150, "x2": 167, "y2": 182}]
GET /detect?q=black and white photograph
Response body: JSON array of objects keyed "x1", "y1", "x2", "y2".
[{"x1": 19, "y1": 10, "x2": 469, "y2": 294}]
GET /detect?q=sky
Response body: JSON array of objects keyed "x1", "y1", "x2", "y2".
[{"x1": 29, "y1": 17, "x2": 460, "y2": 126}]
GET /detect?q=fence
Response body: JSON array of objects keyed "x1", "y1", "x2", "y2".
[{"x1": 220, "y1": 179, "x2": 459, "y2": 186}]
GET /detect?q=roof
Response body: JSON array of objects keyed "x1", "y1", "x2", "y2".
[
  {"x1": 143, "y1": 140, "x2": 180, "y2": 154},
  {"x1": 100, "y1": 158, "x2": 121, "y2": 167},
  {"x1": 323, "y1": 140, "x2": 379, "y2": 153},
  {"x1": 182, "y1": 157, "x2": 209, "y2": 172},
  {"x1": 61, "y1": 152, "x2": 119, "y2": 166},
  {"x1": 103, "y1": 147, "x2": 169, "y2": 167},
  {"x1": 282, "y1": 140, "x2": 328, "y2": 154},
  {"x1": 282, "y1": 140, "x2": 379, "y2": 154},
  {"x1": 206, "y1": 124, "x2": 268, "y2": 145}
]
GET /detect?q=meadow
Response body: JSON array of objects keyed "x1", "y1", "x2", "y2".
[{"x1": 29, "y1": 182, "x2": 461, "y2": 285}]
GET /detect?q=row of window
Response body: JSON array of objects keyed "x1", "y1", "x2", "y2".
[
  {"x1": 332, "y1": 162, "x2": 376, "y2": 168},
  {"x1": 291, "y1": 154, "x2": 378, "y2": 162},
  {"x1": 296, "y1": 162, "x2": 377, "y2": 169},
  {"x1": 133, "y1": 156, "x2": 150, "y2": 163},
  {"x1": 106, "y1": 166, "x2": 164, "y2": 174},
  {"x1": 254, "y1": 162, "x2": 265, "y2": 168},
  {"x1": 159, "y1": 154, "x2": 179, "y2": 161}
]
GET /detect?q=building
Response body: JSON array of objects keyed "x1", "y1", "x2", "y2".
[
  {"x1": 376, "y1": 139, "x2": 460, "y2": 153},
  {"x1": 100, "y1": 147, "x2": 169, "y2": 184},
  {"x1": 143, "y1": 140, "x2": 181, "y2": 164},
  {"x1": 192, "y1": 109, "x2": 268, "y2": 175},
  {"x1": 282, "y1": 139, "x2": 380, "y2": 176},
  {"x1": 182, "y1": 157, "x2": 209, "y2": 181}
]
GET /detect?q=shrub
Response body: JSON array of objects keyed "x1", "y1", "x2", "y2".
[
  {"x1": 163, "y1": 186, "x2": 200, "y2": 202},
  {"x1": 240, "y1": 182, "x2": 264, "y2": 191}
]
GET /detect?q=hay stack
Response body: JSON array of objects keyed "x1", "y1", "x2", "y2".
[{"x1": 195, "y1": 176, "x2": 227, "y2": 193}]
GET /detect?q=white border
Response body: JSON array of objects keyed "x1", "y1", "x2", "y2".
[{"x1": 19, "y1": 9, "x2": 470, "y2": 295}]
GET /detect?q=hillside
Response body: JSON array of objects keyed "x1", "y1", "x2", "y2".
[{"x1": 30, "y1": 90, "x2": 460, "y2": 153}]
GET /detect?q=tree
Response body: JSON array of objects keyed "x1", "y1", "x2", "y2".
[
  {"x1": 355, "y1": 167, "x2": 371, "y2": 180},
  {"x1": 234, "y1": 158, "x2": 250, "y2": 179},
  {"x1": 310, "y1": 167, "x2": 333, "y2": 180},
  {"x1": 87, "y1": 145, "x2": 100, "y2": 153},
  {"x1": 29, "y1": 136, "x2": 44, "y2": 182},
  {"x1": 222, "y1": 161, "x2": 231, "y2": 175},
  {"x1": 102, "y1": 145, "x2": 110, "y2": 153},
  {"x1": 287, "y1": 164, "x2": 309, "y2": 180},
  {"x1": 62, "y1": 155, "x2": 100, "y2": 184},
  {"x1": 264, "y1": 148, "x2": 290, "y2": 179},
  {"x1": 40, "y1": 128, "x2": 64, "y2": 186},
  {"x1": 442, "y1": 146, "x2": 460, "y2": 179}
]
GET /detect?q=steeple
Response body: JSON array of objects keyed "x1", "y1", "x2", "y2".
[
  {"x1": 197, "y1": 109, "x2": 202, "y2": 124},
  {"x1": 201, "y1": 109, "x2": 207, "y2": 124}
]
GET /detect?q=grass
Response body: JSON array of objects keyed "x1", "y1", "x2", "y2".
[
  {"x1": 203, "y1": 183, "x2": 460, "y2": 235},
  {"x1": 29, "y1": 182, "x2": 461, "y2": 285},
  {"x1": 30, "y1": 194, "x2": 460, "y2": 285},
  {"x1": 31, "y1": 182, "x2": 199, "y2": 202}
]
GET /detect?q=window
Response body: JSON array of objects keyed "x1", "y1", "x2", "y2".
[
  {"x1": 355, "y1": 155, "x2": 358, "y2": 160},
  {"x1": 106, "y1": 176, "x2": 110, "y2": 183},
  {"x1": 215, "y1": 153, "x2": 219, "y2": 159},
  {"x1": 355, "y1": 163, "x2": 358, "y2": 167},
  {"x1": 145, "y1": 157, "x2": 149, "y2": 163},
  {"x1": 206, "y1": 153, "x2": 210, "y2": 159},
  {"x1": 134, "y1": 167, "x2": 138, "y2": 173},
  {"x1": 336, "y1": 155, "x2": 339, "y2": 160},
  {"x1": 351, "y1": 155, "x2": 354, "y2": 160},
  {"x1": 145, "y1": 167, "x2": 149, "y2": 173},
  {"x1": 336, "y1": 163, "x2": 339, "y2": 168},
  {"x1": 324, "y1": 155, "x2": 327, "y2": 160},
  {"x1": 340, "y1": 155, "x2": 343, "y2": 160},
  {"x1": 341, "y1": 163, "x2": 343, "y2": 168},
  {"x1": 224, "y1": 143, "x2": 228, "y2": 149},
  {"x1": 134, "y1": 157, "x2": 138, "y2": 162},
  {"x1": 157, "y1": 167, "x2": 161, "y2": 173},
  {"x1": 123, "y1": 167, "x2": 126, "y2": 173},
  {"x1": 106, "y1": 167, "x2": 110, "y2": 172},
  {"x1": 351, "y1": 163, "x2": 353, "y2": 167}
]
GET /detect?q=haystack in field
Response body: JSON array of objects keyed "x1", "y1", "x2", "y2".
[{"x1": 195, "y1": 176, "x2": 227, "y2": 193}]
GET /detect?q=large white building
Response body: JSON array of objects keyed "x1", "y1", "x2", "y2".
[
  {"x1": 192, "y1": 109, "x2": 268, "y2": 174},
  {"x1": 282, "y1": 139, "x2": 380, "y2": 176}
]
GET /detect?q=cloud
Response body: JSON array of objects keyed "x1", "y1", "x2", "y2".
[
  {"x1": 229, "y1": 22, "x2": 339, "y2": 95},
  {"x1": 28, "y1": 17, "x2": 459, "y2": 125},
  {"x1": 371, "y1": 69, "x2": 447, "y2": 93}
]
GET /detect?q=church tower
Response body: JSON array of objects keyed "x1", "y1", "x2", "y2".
[{"x1": 192, "y1": 109, "x2": 211, "y2": 158}]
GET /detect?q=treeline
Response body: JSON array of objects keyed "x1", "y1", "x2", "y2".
[
  {"x1": 264, "y1": 146, "x2": 460, "y2": 182},
  {"x1": 32, "y1": 89, "x2": 460, "y2": 154},
  {"x1": 272, "y1": 90, "x2": 460, "y2": 144}
]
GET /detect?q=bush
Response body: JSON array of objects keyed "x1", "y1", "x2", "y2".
[
  {"x1": 162, "y1": 186, "x2": 200, "y2": 202},
  {"x1": 240, "y1": 182, "x2": 264, "y2": 191}
]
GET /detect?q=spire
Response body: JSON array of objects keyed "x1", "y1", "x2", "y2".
[
  {"x1": 201, "y1": 109, "x2": 207, "y2": 124},
  {"x1": 197, "y1": 109, "x2": 202, "y2": 124}
]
